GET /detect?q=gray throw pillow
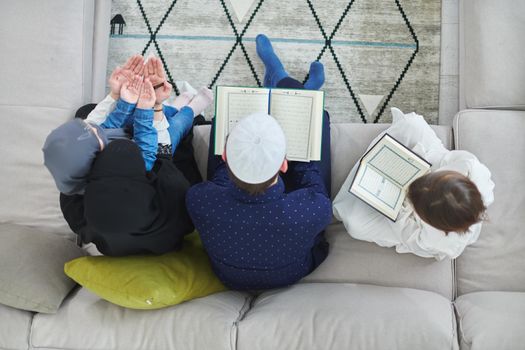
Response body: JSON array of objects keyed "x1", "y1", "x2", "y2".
[{"x1": 0, "y1": 223, "x2": 85, "y2": 313}]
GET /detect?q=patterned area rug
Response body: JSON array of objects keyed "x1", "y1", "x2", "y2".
[{"x1": 107, "y1": 0, "x2": 441, "y2": 123}]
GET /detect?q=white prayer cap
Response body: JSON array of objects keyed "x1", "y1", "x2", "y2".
[{"x1": 226, "y1": 112, "x2": 286, "y2": 184}]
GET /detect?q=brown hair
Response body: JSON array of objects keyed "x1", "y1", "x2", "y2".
[
  {"x1": 407, "y1": 170, "x2": 486, "y2": 234},
  {"x1": 226, "y1": 165, "x2": 278, "y2": 196}
]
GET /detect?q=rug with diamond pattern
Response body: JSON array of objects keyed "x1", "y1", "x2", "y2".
[{"x1": 107, "y1": 0, "x2": 441, "y2": 123}]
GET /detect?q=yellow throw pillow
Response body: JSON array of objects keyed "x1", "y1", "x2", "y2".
[{"x1": 64, "y1": 231, "x2": 226, "y2": 309}]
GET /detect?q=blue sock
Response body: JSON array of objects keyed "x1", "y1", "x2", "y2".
[
  {"x1": 304, "y1": 61, "x2": 325, "y2": 90},
  {"x1": 256, "y1": 34, "x2": 288, "y2": 87}
]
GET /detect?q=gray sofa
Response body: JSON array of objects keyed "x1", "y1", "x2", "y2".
[{"x1": 0, "y1": 0, "x2": 523, "y2": 349}]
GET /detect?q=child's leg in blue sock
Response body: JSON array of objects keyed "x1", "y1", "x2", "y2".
[
  {"x1": 166, "y1": 106, "x2": 194, "y2": 155},
  {"x1": 256, "y1": 34, "x2": 288, "y2": 88},
  {"x1": 304, "y1": 61, "x2": 325, "y2": 90}
]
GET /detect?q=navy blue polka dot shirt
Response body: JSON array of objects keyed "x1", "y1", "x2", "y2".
[{"x1": 186, "y1": 160, "x2": 332, "y2": 290}]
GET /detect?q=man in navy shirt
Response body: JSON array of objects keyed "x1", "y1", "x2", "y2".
[{"x1": 186, "y1": 34, "x2": 332, "y2": 290}]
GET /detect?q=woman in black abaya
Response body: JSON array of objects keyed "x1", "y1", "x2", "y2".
[{"x1": 59, "y1": 106, "x2": 203, "y2": 256}]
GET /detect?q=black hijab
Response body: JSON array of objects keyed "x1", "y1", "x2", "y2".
[{"x1": 82, "y1": 139, "x2": 194, "y2": 256}]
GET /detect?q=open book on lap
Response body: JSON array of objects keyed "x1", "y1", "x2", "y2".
[
  {"x1": 214, "y1": 86, "x2": 324, "y2": 162},
  {"x1": 349, "y1": 133, "x2": 431, "y2": 221}
]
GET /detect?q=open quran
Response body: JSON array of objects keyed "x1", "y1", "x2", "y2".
[
  {"x1": 214, "y1": 86, "x2": 324, "y2": 162},
  {"x1": 349, "y1": 133, "x2": 431, "y2": 221}
]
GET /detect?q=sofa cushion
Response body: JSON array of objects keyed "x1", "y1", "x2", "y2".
[
  {"x1": 0, "y1": 223, "x2": 85, "y2": 313},
  {"x1": 64, "y1": 232, "x2": 226, "y2": 310},
  {"x1": 193, "y1": 123, "x2": 453, "y2": 199},
  {"x1": 30, "y1": 287, "x2": 251, "y2": 350},
  {"x1": 454, "y1": 110, "x2": 525, "y2": 295},
  {"x1": 0, "y1": 1, "x2": 94, "y2": 233},
  {"x1": 237, "y1": 283, "x2": 458, "y2": 350},
  {"x1": 0, "y1": 303, "x2": 32, "y2": 350},
  {"x1": 455, "y1": 291, "x2": 525, "y2": 350},
  {"x1": 460, "y1": 0, "x2": 525, "y2": 109},
  {"x1": 301, "y1": 222, "x2": 454, "y2": 299}
]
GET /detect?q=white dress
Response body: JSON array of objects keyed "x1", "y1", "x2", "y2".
[{"x1": 332, "y1": 108, "x2": 495, "y2": 260}]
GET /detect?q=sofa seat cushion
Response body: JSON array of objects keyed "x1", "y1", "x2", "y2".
[
  {"x1": 301, "y1": 222, "x2": 454, "y2": 299},
  {"x1": 0, "y1": 303, "x2": 32, "y2": 350},
  {"x1": 237, "y1": 283, "x2": 458, "y2": 350},
  {"x1": 455, "y1": 291, "x2": 525, "y2": 350},
  {"x1": 30, "y1": 287, "x2": 251, "y2": 350},
  {"x1": 454, "y1": 110, "x2": 525, "y2": 295}
]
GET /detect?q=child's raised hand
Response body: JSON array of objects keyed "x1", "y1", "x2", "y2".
[
  {"x1": 120, "y1": 74, "x2": 143, "y2": 104},
  {"x1": 108, "y1": 67, "x2": 127, "y2": 99},
  {"x1": 145, "y1": 57, "x2": 166, "y2": 87},
  {"x1": 108, "y1": 55, "x2": 145, "y2": 99},
  {"x1": 137, "y1": 78, "x2": 156, "y2": 109},
  {"x1": 122, "y1": 54, "x2": 145, "y2": 77},
  {"x1": 154, "y1": 81, "x2": 173, "y2": 105}
]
